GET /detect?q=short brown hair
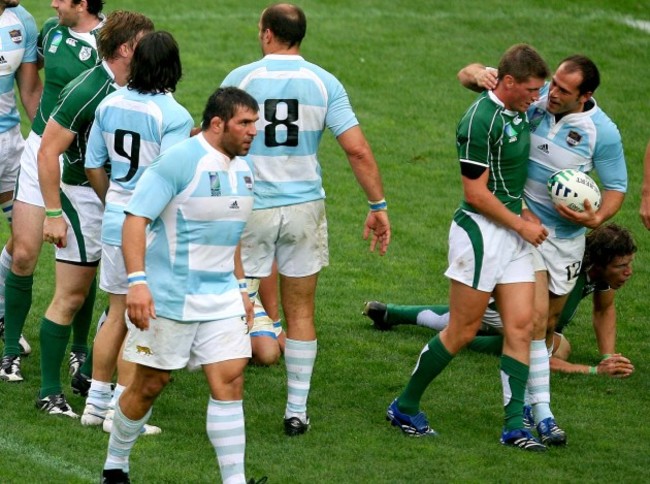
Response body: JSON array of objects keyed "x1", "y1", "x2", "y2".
[
  {"x1": 98, "y1": 11, "x2": 154, "y2": 61},
  {"x1": 498, "y1": 43, "x2": 549, "y2": 83}
]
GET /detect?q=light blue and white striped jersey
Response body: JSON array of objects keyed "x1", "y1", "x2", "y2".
[
  {"x1": 85, "y1": 87, "x2": 193, "y2": 246},
  {"x1": 221, "y1": 54, "x2": 359, "y2": 209},
  {"x1": 0, "y1": 5, "x2": 37, "y2": 132},
  {"x1": 126, "y1": 133, "x2": 254, "y2": 322},
  {"x1": 524, "y1": 83, "x2": 627, "y2": 238}
]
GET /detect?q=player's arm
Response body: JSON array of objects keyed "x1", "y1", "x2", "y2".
[
  {"x1": 234, "y1": 243, "x2": 253, "y2": 328},
  {"x1": 337, "y1": 125, "x2": 390, "y2": 255},
  {"x1": 640, "y1": 141, "x2": 650, "y2": 229},
  {"x1": 457, "y1": 64, "x2": 498, "y2": 92},
  {"x1": 592, "y1": 289, "x2": 618, "y2": 357},
  {"x1": 461, "y1": 169, "x2": 547, "y2": 246},
  {"x1": 550, "y1": 354, "x2": 633, "y2": 377},
  {"x1": 85, "y1": 167, "x2": 109, "y2": 205},
  {"x1": 15, "y1": 62, "x2": 42, "y2": 122},
  {"x1": 38, "y1": 119, "x2": 75, "y2": 247},
  {"x1": 123, "y1": 213, "x2": 155, "y2": 330},
  {"x1": 555, "y1": 189, "x2": 625, "y2": 229}
]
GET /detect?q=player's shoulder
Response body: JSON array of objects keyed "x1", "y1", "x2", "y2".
[
  {"x1": 5, "y1": 5, "x2": 35, "y2": 24},
  {"x1": 40, "y1": 16, "x2": 60, "y2": 38},
  {"x1": 588, "y1": 100, "x2": 622, "y2": 138}
]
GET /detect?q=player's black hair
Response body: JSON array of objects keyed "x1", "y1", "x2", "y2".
[
  {"x1": 558, "y1": 55, "x2": 600, "y2": 95},
  {"x1": 73, "y1": 0, "x2": 105, "y2": 15},
  {"x1": 201, "y1": 87, "x2": 259, "y2": 130},
  {"x1": 498, "y1": 43, "x2": 549, "y2": 83},
  {"x1": 261, "y1": 3, "x2": 306, "y2": 48},
  {"x1": 98, "y1": 10, "x2": 154, "y2": 61},
  {"x1": 584, "y1": 223, "x2": 637, "y2": 269},
  {"x1": 129, "y1": 31, "x2": 182, "y2": 94}
]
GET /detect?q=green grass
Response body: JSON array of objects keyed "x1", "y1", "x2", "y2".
[{"x1": 1, "y1": 0, "x2": 649, "y2": 482}]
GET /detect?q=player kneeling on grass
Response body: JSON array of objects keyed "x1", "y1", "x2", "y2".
[
  {"x1": 101, "y1": 87, "x2": 262, "y2": 484},
  {"x1": 363, "y1": 223, "x2": 636, "y2": 378}
]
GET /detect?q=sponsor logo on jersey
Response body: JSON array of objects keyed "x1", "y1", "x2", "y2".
[
  {"x1": 504, "y1": 123, "x2": 518, "y2": 142},
  {"x1": 513, "y1": 115, "x2": 523, "y2": 126},
  {"x1": 79, "y1": 46, "x2": 92, "y2": 61},
  {"x1": 66, "y1": 38, "x2": 77, "y2": 47},
  {"x1": 537, "y1": 143, "x2": 550, "y2": 154},
  {"x1": 566, "y1": 130, "x2": 582, "y2": 147},
  {"x1": 9, "y1": 29, "x2": 23, "y2": 44},
  {"x1": 48, "y1": 31, "x2": 63, "y2": 53},
  {"x1": 229, "y1": 200, "x2": 240, "y2": 210},
  {"x1": 209, "y1": 171, "x2": 221, "y2": 196},
  {"x1": 0, "y1": 55, "x2": 6, "y2": 65}
]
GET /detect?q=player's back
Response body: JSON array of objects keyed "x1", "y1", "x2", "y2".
[{"x1": 222, "y1": 55, "x2": 358, "y2": 208}]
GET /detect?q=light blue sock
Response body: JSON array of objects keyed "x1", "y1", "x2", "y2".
[
  {"x1": 527, "y1": 339, "x2": 553, "y2": 423},
  {"x1": 284, "y1": 338, "x2": 317, "y2": 419},
  {"x1": 104, "y1": 399, "x2": 151, "y2": 472},
  {"x1": 207, "y1": 398, "x2": 246, "y2": 484}
]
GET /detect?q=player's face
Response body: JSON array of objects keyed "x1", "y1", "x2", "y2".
[
  {"x1": 221, "y1": 107, "x2": 259, "y2": 158},
  {"x1": 505, "y1": 76, "x2": 545, "y2": 112},
  {"x1": 600, "y1": 254, "x2": 634, "y2": 290},
  {"x1": 51, "y1": 0, "x2": 81, "y2": 28},
  {"x1": 546, "y1": 64, "x2": 590, "y2": 115}
]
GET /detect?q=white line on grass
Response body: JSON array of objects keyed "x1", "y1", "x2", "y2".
[
  {"x1": 0, "y1": 435, "x2": 95, "y2": 482},
  {"x1": 621, "y1": 17, "x2": 650, "y2": 33}
]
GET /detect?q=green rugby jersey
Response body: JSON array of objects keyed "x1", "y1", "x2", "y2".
[
  {"x1": 456, "y1": 90, "x2": 530, "y2": 215},
  {"x1": 32, "y1": 16, "x2": 102, "y2": 136},
  {"x1": 51, "y1": 62, "x2": 118, "y2": 186}
]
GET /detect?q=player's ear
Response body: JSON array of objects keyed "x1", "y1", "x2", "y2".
[
  {"x1": 209, "y1": 115, "x2": 224, "y2": 133},
  {"x1": 580, "y1": 91, "x2": 593, "y2": 104}
]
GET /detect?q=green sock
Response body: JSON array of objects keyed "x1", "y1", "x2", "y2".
[
  {"x1": 398, "y1": 334, "x2": 453, "y2": 415},
  {"x1": 80, "y1": 344, "x2": 93, "y2": 376},
  {"x1": 3, "y1": 271, "x2": 33, "y2": 357},
  {"x1": 386, "y1": 304, "x2": 448, "y2": 325},
  {"x1": 39, "y1": 317, "x2": 72, "y2": 398},
  {"x1": 500, "y1": 354, "x2": 529, "y2": 431},
  {"x1": 70, "y1": 277, "x2": 96, "y2": 355},
  {"x1": 467, "y1": 335, "x2": 504, "y2": 356}
]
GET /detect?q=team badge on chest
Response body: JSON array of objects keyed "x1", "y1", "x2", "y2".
[
  {"x1": 9, "y1": 30, "x2": 23, "y2": 44},
  {"x1": 566, "y1": 130, "x2": 582, "y2": 147},
  {"x1": 79, "y1": 46, "x2": 92, "y2": 61}
]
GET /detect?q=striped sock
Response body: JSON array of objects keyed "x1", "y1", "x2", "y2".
[
  {"x1": 104, "y1": 399, "x2": 151, "y2": 472},
  {"x1": 0, "y1": 246, "x2": 12, "y2": 317},
  {"x1": 207, "y1": 398, "x2": 246, "y2": 484},
  {"x1": 86, "y1": 380, "x2": 113, "y2": 416},
  {"x1": 527, "y1": 339, "x2": 553, "y2": 424},
  {"x1": 284, "y1": 338, "x2": 317, "y2": 419}
]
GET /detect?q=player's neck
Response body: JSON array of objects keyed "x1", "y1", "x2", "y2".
[{"x1": 70, "y1": 14, "x2": 101, "y2": 34}]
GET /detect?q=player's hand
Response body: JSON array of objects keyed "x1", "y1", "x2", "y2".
[
  {"x1": 363, "y1": 210, "x2": 391, "y2": 255},
  {"x1": 476, "y1": 67, "x2": 498, "y2": 90},
  {"x1": 521, "y1": 208, "x2": 541, "y2": 225},
  {"x1": 126, "y1": 284, "x2": 156, "y2": 331},
  {"x1": 555, "y1": 199, "x2": 601, "y2": 229},
  {"x1": 517, "y1": 219, "x2": 548, "y2": 247},
  {"x1": 596, "y1": 354, "x2": 635, "y2": 378},
  {"x1": 241, "y1": 291, "x2": 254, "y2": 330},
  {"x1": 43, "y1": 216, "x2": 68, "y2": 248}
]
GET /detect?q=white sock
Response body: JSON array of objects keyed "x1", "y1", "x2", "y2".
[
  {"x1": 0, "y1": 246, "x2": 12, "y2": 317},
  {"x1": 415, "y1": 310, "x2": 450, "y2": 331}
]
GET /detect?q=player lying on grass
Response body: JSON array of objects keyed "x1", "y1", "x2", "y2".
[{"x1": 364, "y1": 223, "x2": 636, "y2": 378}]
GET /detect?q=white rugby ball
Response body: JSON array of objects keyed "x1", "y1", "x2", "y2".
[{"x1": 547, "y1": 169, "x2": 601, "y2": 213}]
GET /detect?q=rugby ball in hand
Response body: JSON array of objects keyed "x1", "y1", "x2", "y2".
[{"x1": 547, "y1": 169, "x2": 601, "y2": 213}]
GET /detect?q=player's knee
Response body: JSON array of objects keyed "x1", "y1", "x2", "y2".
[
  {"x1": 138, "y1": 372, "x2": 170, "y2": 400},
  {"x1": 10, "y1": 242, "x2": 39, "y2": 275},
  {"x1": 250, "y1": 337, "x2": 282, "y2": 366}
]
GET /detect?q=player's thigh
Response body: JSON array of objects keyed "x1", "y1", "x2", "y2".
[
  {"x1": 13, "y1": 131, "x2": 44, "y2": 207},
  {"x1": 56, "y1": 184, "x2": 103, "y2": 264},
  {"x1": 445, "y1": 210, "x2": 533, "y2": 292},
  {"x1": 276, "y1": 200, "x2": 329, "y2": 278},
  {"x1": 534, "y1": 235, "x2": 585, "y2": 296},
  {"x1": 0, "y1": 125, "x2": 24, "y2": 195},
  {"x1": 10, "y1": 199, "x2": 44, "y2": 273},
  {"x1": 99, "y1": 244, "x2": 128, "y2": 295},
  {"x1": 240, "y1": 207, "x2": 281, "y2": 278}
]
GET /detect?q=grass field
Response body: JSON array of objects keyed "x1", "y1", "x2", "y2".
[{"x1": 1, "y1": 0, "x2": 649, "y2": 482}]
